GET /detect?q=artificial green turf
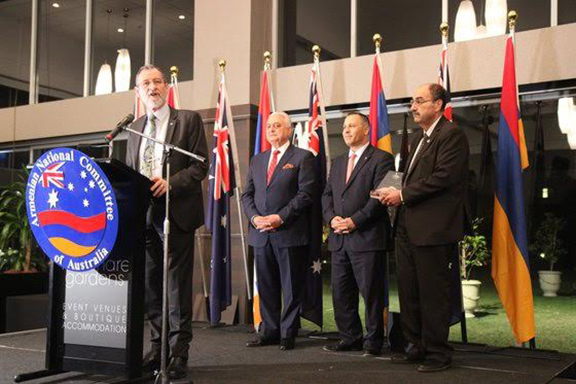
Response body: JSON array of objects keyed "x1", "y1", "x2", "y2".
[{"x1": 302, "y1": 269, "x2": 576, "y2": 353}]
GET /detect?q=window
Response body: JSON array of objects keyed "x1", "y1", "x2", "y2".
[{"x1": 280, "y1": 0, "x2": 351, "y2": 67}]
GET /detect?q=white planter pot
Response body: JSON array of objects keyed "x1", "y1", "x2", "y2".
[
  {"x1": 538, "y1": 270, "x2": 562, "y2": 297},
  {"x1": 462, "y1": 280, "x2": 482, "y2": 318}
]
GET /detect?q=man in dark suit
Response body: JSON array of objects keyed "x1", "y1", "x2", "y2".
[
  {"x1": 126, "y1": 65, "x2": 208, "y2": 379},
  {"x1": 242, "y1": 111, "x2": 315, "y2": 351},
  {"x1": 380, "y1": 83, "x2": 469, "y2": 373},
  {"x1": 322, "y1": 112, "x2": 394, "y2": 356}
]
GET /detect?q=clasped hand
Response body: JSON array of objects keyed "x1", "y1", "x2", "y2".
[
  {"x1": 330, "y1": 216, "x2": 356, "y2": 234},
  {"x1": 254, "y1": 214, "x2": 283, "y2": 232}
]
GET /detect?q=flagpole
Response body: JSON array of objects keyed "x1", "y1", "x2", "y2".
[
  {"x1": 264, "y1": 51, "x2": 276, "y2": 113},
  {"x1": 312, "y1": 45, "x2": 331, "y2": 174},
  {"x1": 219, "y1": 60, "x2": 253, "y2": 301}
]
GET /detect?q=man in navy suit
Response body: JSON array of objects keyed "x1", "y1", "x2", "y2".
[
  {"x1": 380, "y1": 84, "x2": 469, "y2": 373},
  {"x1": 242, "y1": 111, "x2": 316, "y2": 351},
  {"x1": 321, "y1": 112, "x2": 394, "y2": 355}
]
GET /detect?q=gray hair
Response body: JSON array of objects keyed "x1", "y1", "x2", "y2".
[
  {"x1": 269, "y1": 111, "x2": 293, "y2": 128},
  {"x1": 135, "y1": 65, "x2": 167, "y2": 86}
]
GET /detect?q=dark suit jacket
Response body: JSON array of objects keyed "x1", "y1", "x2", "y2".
[
  {"x1": 242, "y1": 145, "x2": 316, "y2": 248},
  {"x1": 401, "y1": 116, "x2": 469, "y2": 246},
  {"x1": 126, "y1": 107, "x2": 209, "y2": 232},
  {"x1": 322, "y1": 145, "x2": 394, "y2": 252}
]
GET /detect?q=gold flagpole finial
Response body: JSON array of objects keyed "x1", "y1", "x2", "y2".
[
  {"x1": 440, "y1": 22, "x2": 449, "y2": 38},
  {"x1": 373, "y1": 34, "x2": 382, "y2": 52},
  {"x1": 312, "y1": 45, "x2": 321, "y2": 60},
  {"x1": 263, "y1": 51, "x2": 271, "y2": 69},
  {"x1": 218, "y1": 60, "x2": 226, "y2": 72},
  {"x1": 372, "y1": 33, "x2": 382, "y2": 53},
  {"x1": 170, "y1": 66, "x2": 179, "y2": 78},
  {"x1": 508, "y1": 10, "x2": 517, "y2": 30}
]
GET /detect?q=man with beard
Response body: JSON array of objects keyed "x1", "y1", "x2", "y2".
[{"x1": 126, "y1": 65, "x2": 208, "y2": 380}]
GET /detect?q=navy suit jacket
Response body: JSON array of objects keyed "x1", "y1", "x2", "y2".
[
  {"x1": 125, "y1": 107, "x2": 209, "y2": 232},
  {"x1": 322, "y1": 145, "x2": 394, "y2": 252},
  {"x1": 242, "y1": 145, "x2": 316, "y2": 248}
]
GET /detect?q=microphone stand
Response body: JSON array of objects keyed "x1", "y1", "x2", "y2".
[{"x1": 121, "y1": 126, "x2": 205, "y2": 384}]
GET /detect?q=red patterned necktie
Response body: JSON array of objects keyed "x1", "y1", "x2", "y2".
[{"x1": 267, "y1": 150, "x2": 280, "y2": 185}]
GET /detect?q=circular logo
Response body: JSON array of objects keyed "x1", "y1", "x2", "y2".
[{"x1": 26, "y1": 148, "x2": 119, "y2": 271}]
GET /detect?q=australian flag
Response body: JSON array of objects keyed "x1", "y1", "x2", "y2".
[
  {"x1": 206, "y1": 74, "x2": 236, "y2": 325},
  {"x1": 294, "y1": 59, "x2": 326, "y2": 328}
]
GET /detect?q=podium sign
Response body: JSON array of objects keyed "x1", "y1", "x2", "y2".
[{"x1": 19, "y1": 150, "x2": 151, "y2": 382}]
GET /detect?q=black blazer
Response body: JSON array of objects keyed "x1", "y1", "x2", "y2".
[
  {"x1": 125, "y1": 107, "x2": 209, "y2": 232},
  {"x1": 322, "y1": 145, "x2": 394, "y2": 252},
  {"x1": 401, "y1": 117, "x2": 469, "y2": 246},
  {"x1": 241, "y1": 145, "x2": 316, "y2": 248}
]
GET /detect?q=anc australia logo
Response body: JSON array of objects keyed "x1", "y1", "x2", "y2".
[{"x1": 26, "y1": 148, "x2": 118, "y2": 271}]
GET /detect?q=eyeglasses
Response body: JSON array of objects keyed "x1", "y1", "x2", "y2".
[
  {"x1": 409, "y1": 98, "x2": 436, "y2": 106},
  {"x1": 137, "y1": 78, "x2": 165, "y2": 88}
]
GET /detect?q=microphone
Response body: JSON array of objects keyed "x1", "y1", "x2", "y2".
[{"x1": 104, "y1": 114, "x2": 135, "y2": 142}]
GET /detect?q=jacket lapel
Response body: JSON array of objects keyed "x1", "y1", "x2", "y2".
[
  {"x1": 404, "y1": 117, "x2": 446, "y2": 183},
  {"x1": 343, "y1": 145, "x2": 374, "y2": 193},
  {"x1": 161, "y1": 107, "x2": 178, "y2": 166},
  {"x1": 267, "y1": 145, "x2": 294, "y2": 188},
  {"x1": 131, "y1": 116, "x2": 147, "y2": 169}
]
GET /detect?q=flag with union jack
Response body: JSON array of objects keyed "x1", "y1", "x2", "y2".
[
  {"x1": 293, "y1": 59, "x2": 327, "y2": 328},
  {"x1": 206, "y1": 72, "x2": 236, "y2": 325},
  {"x1": 438, "y1": 35, "x2": 453, "y2": 122},
  {"x1": 41, "y1": 162, "x2": 65, "y2": 188}
]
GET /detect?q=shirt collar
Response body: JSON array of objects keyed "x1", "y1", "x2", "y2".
[
  {"x1": 149, "y1": 103, "x2": 170, "y2": 123},
  {"x1": 271, "y1": 140, "x2": 290, "y2": 155},
  {"x1": 348, "y1": 142, "x2": 370, "y2": 159},
  {"x1": 423, "y1": 116, "x2": 442, "y2": 137}
]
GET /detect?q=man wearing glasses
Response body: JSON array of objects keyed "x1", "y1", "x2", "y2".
[
  {"x1": 126, "y1": 65, "x2": 209, "y2": 380},
  {"x1": 379, "y1": 83, "x2": 469, "y2": 373}
]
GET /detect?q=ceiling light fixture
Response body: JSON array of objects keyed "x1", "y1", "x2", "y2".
[
  {"x1": 178, "y1": 15, "x2": 185, "y2": 20},
  {"x1": 485, "y1": 0, "x2": 507, "y2": 36},
  {"x1": 454, "y1": 0, "x2": 477, "y2": 42},
  {"x1": 117, "y1": 28, "x2": 124, "y2": 33},
  {"x1": 52, "y1": 3, "x2": 60, "y2": 8}
]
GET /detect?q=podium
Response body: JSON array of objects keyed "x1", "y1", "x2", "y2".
[{"x1": 16, "y1": 159, "x2": 151, "y2": 382}]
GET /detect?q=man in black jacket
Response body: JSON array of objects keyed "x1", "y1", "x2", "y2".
[
  {"x1": 322, "y1": 112, "x2": 394, "y2": 355},
  {"x1": 380, "y1": 83, "x2": 469, "y2": 373},
  {"x1": 126, "y1": 65, "x2": 208, "y2": 380}
]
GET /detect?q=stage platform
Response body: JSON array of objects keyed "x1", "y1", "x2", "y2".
[{"x1": 1, "y1": 323, "x2": 575, "y2": 383}]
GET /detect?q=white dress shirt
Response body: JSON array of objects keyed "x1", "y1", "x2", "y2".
[
  {"x1": 267, "y1": 140, "x2": 291, "y2": 169},
  {"x1": 138, "y1": 103, "x2": 170, "y2": 179},
  {"x1": 347, "y1": 141, "x2": 370, "y2": 169}
]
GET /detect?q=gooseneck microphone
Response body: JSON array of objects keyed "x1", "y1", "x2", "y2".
[{"x1": 104, "y1": 113, "x2": 135, "y2": 142}]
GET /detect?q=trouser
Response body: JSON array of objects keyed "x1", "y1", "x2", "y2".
[
  {"x1": 145, "y1": 207, "x2": 194, "y2": 359},
  {"x1": 395, "y1": 208, "x2": 454, "y2": 363},
  {"x1": 331, "y1": 247, "x2": 386, "y2": 349},
  {"x1": 255, "y1": 242, "x2": 306, "y2": 339}
]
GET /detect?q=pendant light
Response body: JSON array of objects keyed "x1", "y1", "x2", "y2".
[
  {"x1": 485, "y1": 0, "x2": 507, "y2": 36},
  {"x1": 455, "y1": 1, "x2": 477, "y2": 42},
  {"x1": 95, "y1": 9, "x2": 114, "y2": 95},
  {"x1": 114, "y1": 9, "x2": 131, "y2": 92}
]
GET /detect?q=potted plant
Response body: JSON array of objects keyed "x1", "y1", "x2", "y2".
[
  {"x1": 460, "y1": 217, "x2": 491, "y2": 318},
  {"x1": 529, "y1": 213, "x2": 566, "y2": 297},
  {"x1": 0, "y1": 171, "x2": 47, "y2": 273},
  {"x1": 0, "y1": 170, "x2": 49, "y2": 333}
]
